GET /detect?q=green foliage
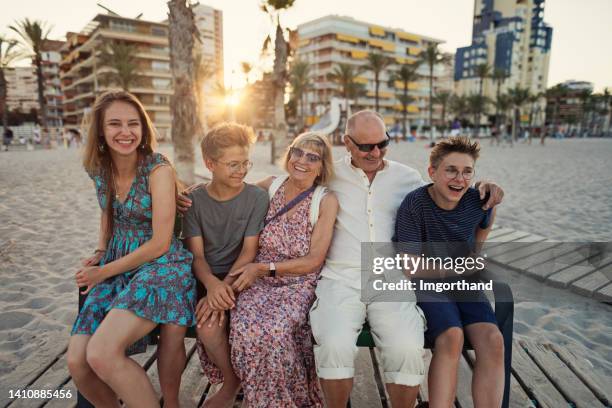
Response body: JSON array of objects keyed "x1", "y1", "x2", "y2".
[{"x1": 98, "y1": 42, "x2": 141, "y2": 91}]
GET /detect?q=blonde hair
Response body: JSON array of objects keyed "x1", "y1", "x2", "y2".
[
  {"x1": 282, "y1": 132, "x2": 334, "y2": 185},
  {"x1": 430, "y1": 136, "x2": 480, "y2": 168},
  {"x1": 200, "y1": 122, "x2": 256, "y2": 161}
]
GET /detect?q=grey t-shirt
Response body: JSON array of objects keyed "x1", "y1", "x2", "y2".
[{"x1": 183, "y1": 183, "x2": 269, "y2": 275}]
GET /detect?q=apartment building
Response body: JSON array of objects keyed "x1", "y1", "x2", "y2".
[
  {"x1": 41, "y1": 39, "x2": 65, "y2": 128},
  {"x1": 5, "y1": 67, "x2": 38, "y2": 113},
  {"x1": 455, "y1": 0, "x2": 553, "y2": 101},
  {"x1": 296, "y1": 15, "x2": 451, "y2": 128},
  {"x1": 60, "y1": 14, "x2": 173, "y2": 139}
]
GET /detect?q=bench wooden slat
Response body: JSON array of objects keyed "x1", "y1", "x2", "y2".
[
  {"x1": 10, "y1": 352, "x2": 71, "y2": 408},
  {"x1": 510, "y1": 340, "x2": 567, "y2": 408},
  {"x1": 486, "y1": 228, "x2": 517, "y2": 240},
  {"x1": 547, "y1": 344, "x2": 612, "y2": 406},
  {"x1": 350, "y1": 348, "x2": 384, "y2": 408},
  {"x1": 520, "y1": 341, "x2": 605, "y2": 408}
]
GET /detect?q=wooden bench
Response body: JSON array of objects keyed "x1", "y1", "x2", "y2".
[{"x1": 76, "y1": 279, "x2": 513, "y2": 408}]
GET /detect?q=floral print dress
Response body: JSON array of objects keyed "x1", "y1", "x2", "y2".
[
  {"x1": 71, "y1": 152, "x2": 196, "y2": 352},
  {"x1": 230, "y1": 181, "x2": 324, "y2": 408}
]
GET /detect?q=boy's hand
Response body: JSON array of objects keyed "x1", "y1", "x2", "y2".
[
  {"x1": 177, "y1": 183, "x2": 205, "y2": 213},
  {"x1": 475, "y1": 180, "x2": 504, "y2": 210},
  {"x1": 207, "y1": 280, "x2": 235, "y2": 309},
  {"x1": 195, "y1": 297, "x2": 225, "y2": 328},
  {"x1": 230, "y1": 263, "x2": 266, "y2": 292}
]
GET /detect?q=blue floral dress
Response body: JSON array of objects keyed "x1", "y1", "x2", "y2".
[{"x1": 71, "y1": 152, "x2": 196, "y2": 352}]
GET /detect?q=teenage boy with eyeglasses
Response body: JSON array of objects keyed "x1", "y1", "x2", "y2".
[
  {"x1": 310, "y1": 111, "x2": 505, "y2": 408},
  {"x1": 394, "y1": 136, "x2": 504, "y2": 407},
  {"x1": 181, "y1": 122, "x2": 269, "y2": 407}
]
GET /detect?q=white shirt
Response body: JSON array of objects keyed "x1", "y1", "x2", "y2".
[{"x1": 322, "y1": 155, "x2": 425, "y2": 289}]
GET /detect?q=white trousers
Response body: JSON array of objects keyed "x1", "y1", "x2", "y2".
[{"x1": 310, "y1": 277, "x2": 426, "y2": 386}]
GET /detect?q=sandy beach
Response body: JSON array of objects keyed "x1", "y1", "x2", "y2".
[{"x1": 1, "y1": 138, "x2": 611, "y2": 403}]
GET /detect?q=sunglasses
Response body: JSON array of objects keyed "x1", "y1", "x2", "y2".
[
  {"x1": 346, "y1": 132, "x2": 391, "y2": 152},
  {"x1": 289, "y1": 147, "x2": 322, "y2": 163}
]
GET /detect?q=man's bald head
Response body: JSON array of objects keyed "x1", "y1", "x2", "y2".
[{"x1": 345, "y1": 110, "x2": 386, "y2": 138}]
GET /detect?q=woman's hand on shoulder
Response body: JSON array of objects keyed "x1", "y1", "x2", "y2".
[{"x1": 177, "y1": 183, "x2": 206, "y2": 213}]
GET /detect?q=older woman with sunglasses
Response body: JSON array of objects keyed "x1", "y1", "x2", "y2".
[{"x1": 223, "y1": 132, "x2": 338, "y2": 407}]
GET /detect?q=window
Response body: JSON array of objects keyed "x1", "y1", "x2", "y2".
[
  {"x1": 152, "y1": 61, "x2": 170, "y2": 71},
  {"x1": 151, "y1": 27, "x2": 167, "y2": 37},
  {"x1": 153, "y1": 78, "x2": 171, "y2": 90},
  {"x1": 154, "y1": 95, "x2": 169, "y2": 105},
  {"x1": 110, "y1": 20, "x2": 135, "y2": 32}
]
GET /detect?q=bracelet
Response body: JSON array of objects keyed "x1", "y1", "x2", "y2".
[{"x1": 94, "y1": 248, "x2": 106, "y2": 254}]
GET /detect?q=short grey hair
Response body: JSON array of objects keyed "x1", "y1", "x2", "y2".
[{"x1": 345, "y1": 110, "x2": 385, "y2": 136}]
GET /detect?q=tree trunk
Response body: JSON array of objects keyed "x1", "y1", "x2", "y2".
[
  {"x1": 168, "y1": 0, "x2": 200, "y2": 185},
  {"x1": 0, "y1": 69, "x2": 8, "y2": 132},
  {"x1": 441, "y1": 104, "x2": 446, "y2": 137},
  {"x1": 374, "y1": 73, "x2": 380, "y2": 113},
  {"x1": 402, "y1": 84, "x2": 408, "y2": 139},
  {"x1": 271, "y1": 22, "x2": 288, "y2": 163},
  {"x1": 428, "y1": 65, "x2": 434, "y2": 143},
  {"x1": 34, "y1": 57, "x2": 48, "y2": 146}
]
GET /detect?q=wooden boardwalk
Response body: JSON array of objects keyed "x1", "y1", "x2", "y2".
[
  {"x1": 484, "y1": 226, "x2": 612, "y2": 303},
  {"x1": 5, "y1": 225, "x2": 612, "y2": 408},
  {"x1": 5, "y1": 336, "x2": 611, "y2": 408}
]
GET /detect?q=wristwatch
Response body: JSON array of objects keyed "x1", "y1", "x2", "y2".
[{"x1": 269, "y1": 262, "x2": 276, "y2": 278}]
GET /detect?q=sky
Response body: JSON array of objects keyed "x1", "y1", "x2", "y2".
[{"x1": 2, "y1": 0, "x2": 611, "y2": 92}]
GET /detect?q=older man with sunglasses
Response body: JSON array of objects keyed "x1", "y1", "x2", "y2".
[{"x1": 309, "y1": 110, "x2": 504, "y2": 408}]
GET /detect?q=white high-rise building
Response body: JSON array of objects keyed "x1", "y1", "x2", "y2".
[{"x1": 192, "y1": 3, "x2": 224, "y2": 123}]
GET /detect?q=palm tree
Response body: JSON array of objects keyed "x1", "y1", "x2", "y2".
[
  {"x1": 545, "y1": 84, "x2": 568, "y2": 136},
  {"x1": 577, "y1": 89, "x2": 593, "y2": 136},
  {"x1": 433, "y1": 91, "x2": 451, "y2": 136},
  {"x1": 0, "y1": 36, "x2": 22, "y2": 134},
  {"x1": 327, "y1": 63, "x2": 366, "y2": 114},
  {"x1": 10, "y1": 19, "x2": 51, "y2": 141},
  {"x1": 418, "y1": 43, "x2": 451, "y2": 143},
  {"x1": 98, "y1": 42, "x2": 140, "y2": 91},
  {"x1": 365, "y1": 52, "x2": 392, "y2": 113},
  {"x1": 491, "y1": 68, "x2": 509, "y2": 130},
  {"x1": 193, "y1": 50, "x2": 214, "y2": 131},
  {"x1": 603, "y1": 87, "x2": 611, "y2": 135},
  {"x1": 527, "y1": 92, "x2": 543, "y2": 141},
  {"x1": 450, "y1": 94, "x2": 469, "y2": 123},
  {"x1": 388, "y1": 63, "x2": 419, "y2": 139},
  {"x1": 472, "y1": 63, "x2": 492, "y2": 137},
  {"x1": 289, "y1": 59, "x2": 311, "y2": 130},
  {"x1": 508, "y1": 87, "x2": 531, "y2": 141},
  {"x1": 168, "y1": 0, "x2": 202, "y2": 185},
  {"x1": 261, "y1": 0, "x2": 296, "y2": 162},
  {"x1": 241, "y1": 61, "x2": 253, "y2": 86},
  {"x1": 466, "y1": 94, "x2": 490, "y2": 138}
]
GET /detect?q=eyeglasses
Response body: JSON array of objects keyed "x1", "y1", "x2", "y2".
[
  {"x1": 215, "y1": 159, "x2": 253, "y2": 173},
  {"x1": 442, "y1": 167, "x2": 475, "y2": 181},
  {"x1": 289, "y1": 147, "x2": 322, "y2": 163},
  {"x1": 346, "y1": 132, "x2": 391, "y2": 152}
]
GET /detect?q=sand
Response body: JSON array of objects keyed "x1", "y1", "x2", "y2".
[{"x1": 1, "y1": 138, "x2": 610, "y2": 404}]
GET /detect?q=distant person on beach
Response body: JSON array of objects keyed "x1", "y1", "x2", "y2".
[
  {"x1": 309, "y1": 110, "x2": 504, "y2": 408},
  {"x1": 181, "y1": 123, "x2": 269, "y2": 407},
  {"x1": 229, "y1": 132, "x2": 337, "y2": 407},
  {"x1": 3, "y1": 127, "x2": 13, "y2": 151},
  {"x1": 394, "y1": 136, "x2": 504, "y2": 407},
  {"x1": 67, "y1": 91, "x2": 197, "y2": 408}
]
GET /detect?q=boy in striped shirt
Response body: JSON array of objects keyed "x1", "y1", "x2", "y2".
[{"x1": 393, "y1": 136, "x2": 504, "y2": 407}]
